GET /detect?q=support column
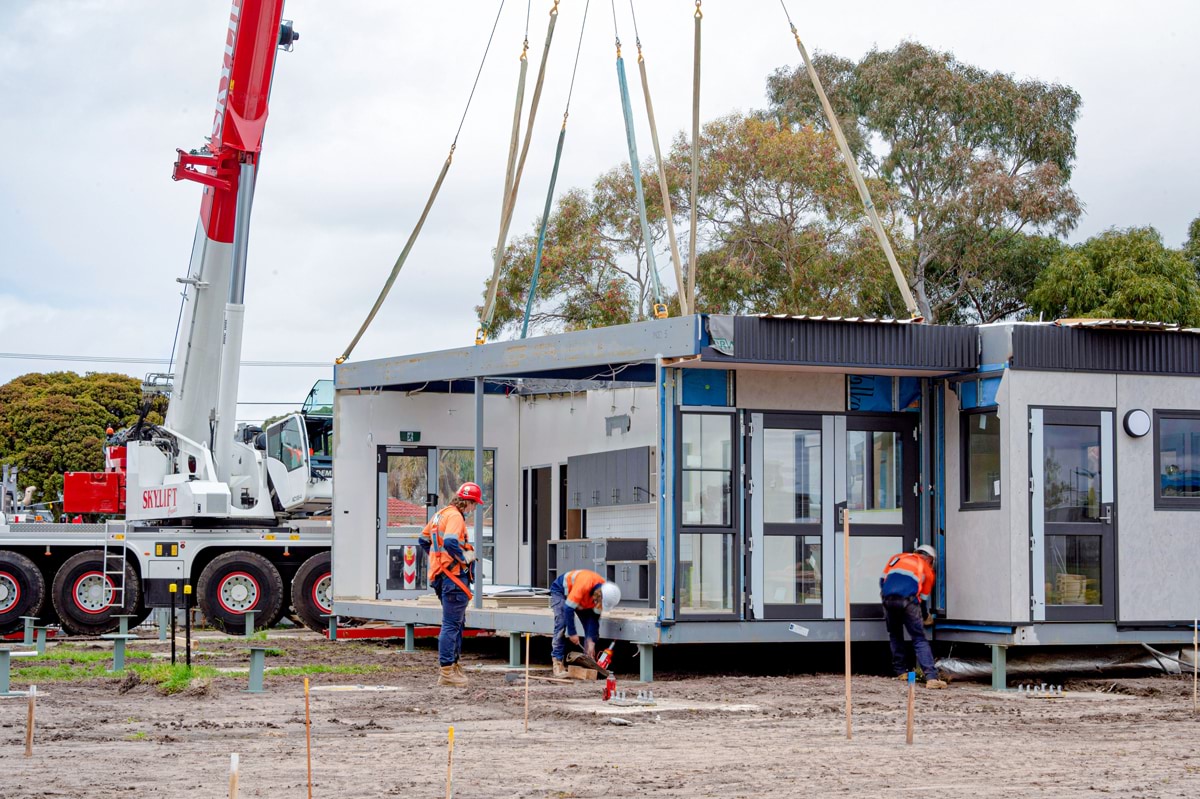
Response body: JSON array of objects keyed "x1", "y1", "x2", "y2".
[
  {"x1": 638, "y1": 643, "x2": 655, "y2": 683},
  {"x1": 157, "y1": 608, "x2": 169, "y2": 641},
  {"x1": 404, "y1": 623, "x2": 415, "y2": 652},
  {"x1": 509, "y1": 632, "x2": 523, "y2": 668},
  {"x1": 991, "y1": 644, "x2": 1007, "y2": 691},
  {"x1": 474, "y1": 375, "x2": 484, "y2": 609}
]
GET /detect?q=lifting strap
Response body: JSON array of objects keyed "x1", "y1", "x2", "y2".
[
  {"x1": 500, "y1": 5, "x2": 531, "y2": 240},
  {"x1": 336, "y1": 1, "x2": 508, "y2": 365},
  {"x1": 479, "y1": 0, "x2": 562, "y2": 344},
  {"x1": 686, "y1": 0, "x2": 702, "y2": 315},
  {"x1": 630, "y1": 1, "x2": 687, "y2": 316},
  {"x1": 613, "y1": 4, "x2": 667, "y2": 320},
  {"x1": 520, "y1": 1, "x2": 591, "y2": 340},
  {"x1": 779, "y1": 1, "x2": 921, "y2": 320}
]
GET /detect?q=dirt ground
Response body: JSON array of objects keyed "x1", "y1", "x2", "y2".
[{"x1": 2, "y1": 630, "x2": 1199, "y2": 798}]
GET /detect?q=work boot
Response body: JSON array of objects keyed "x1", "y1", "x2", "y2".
[
  {"x1": 552, "y1": 659, "x2": 568, "y2": 678},
  {"x1": 452, "y1": 661, "x2": 466, "y2": 678},
  {"x1": 437, "y1": 665, "x2": 468, "y2": 687},
  {"x1": 925, "y1": 679, "x2": 948, "y2": 689}
]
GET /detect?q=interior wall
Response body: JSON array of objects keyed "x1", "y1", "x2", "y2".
[{"x1": 331, "y1": 390, "x2": 522, "y2": 600}]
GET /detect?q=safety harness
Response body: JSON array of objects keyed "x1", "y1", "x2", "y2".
[{"x1": 422, "y1": 507, "x2": 476, "y2": 600}]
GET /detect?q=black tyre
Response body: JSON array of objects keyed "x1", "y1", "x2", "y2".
[
  {"x1": 290, "y1": 552, "x2": 332, "y2": 634},
  {"x1": 0, "y1": 550, "x2": 47, "y2": 635},
  {"x1": 196, "y1": 551, "x2": 283, "y2": 635},
  {"x1": 51, "y1": 549, "x2": 139, "y2": 636}
]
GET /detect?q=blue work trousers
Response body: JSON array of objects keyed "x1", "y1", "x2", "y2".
[
  {"x1": 437, "y1": 579, "x2": 469, "y2": 667},
  {"x1": 883, "y1": 595, "x2": 937, "y2": 678},
  {"x1": 550, "y1": 586, "x2": 599, "y2": 661}
]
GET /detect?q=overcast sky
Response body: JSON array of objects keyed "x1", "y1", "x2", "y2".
[{"x1": 1, "y1": 1, "x2": 1197, "y2": 423}]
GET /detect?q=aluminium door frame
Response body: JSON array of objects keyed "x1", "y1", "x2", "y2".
[
  {"x1": 1028, "y1": 405, "x2": 1118, "y2": 623},
  {"x1": 376, "y1": 444, "x2": 436, "y2": 600}
]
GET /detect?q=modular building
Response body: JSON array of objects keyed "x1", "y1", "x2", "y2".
[{"x1": 330, "y1": 315, "x2": 1200, "y2": 682}]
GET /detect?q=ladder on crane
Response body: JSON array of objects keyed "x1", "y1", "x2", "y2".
[{"x1": 102, "y1": 531, "x2": 128, "y2": 613}]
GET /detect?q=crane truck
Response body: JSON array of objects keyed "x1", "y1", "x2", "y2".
[{"x1": 0, "y1": 0, "x2": 335, "y2": 637}]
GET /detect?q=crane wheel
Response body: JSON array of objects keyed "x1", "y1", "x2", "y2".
[
  {"x1": 0, "y1": 550, "x2": 47, "y2": 635},
  {"x1": 291, "y1": 552, "x2": 332, "y2": 634},
  {"x1": 197, "y1": 551, "x2": 283, "y2": 635},
  {"x1": 51, "y1": 549, "x2": 140, "y2": 636}
]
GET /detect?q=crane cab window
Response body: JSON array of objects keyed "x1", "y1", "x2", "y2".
[{"x1": 267, "y1": 417, "x2": 306, "y2": 472}]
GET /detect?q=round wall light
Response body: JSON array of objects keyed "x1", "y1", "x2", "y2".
[{"x1": 1123, "y1": 409, "x2": 1151, "y2": 437}]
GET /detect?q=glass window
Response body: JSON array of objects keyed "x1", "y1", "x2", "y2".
[
  {"x1": 847, "y1": 430, "x2": 902, "y2": 524},
  {"x1": 1045, "y1": 535, "x2": 1101, "y2": 606},
  {"x1": 764, "y1": 428, "x2": 821, "y2": 524},
  {"x1": 385, "y1": 454, "x2": 429, "y2": 528},
  {"x1": 438, "y1": 449, "x2": 496, "y2": 583},
  {"x1": 681, "y1": 414, "x2": 733, "y2": 527},
  {"x1": 1157, "y1": 414, "x2": 1200, "y2": 503},
  {"x1": 679, "y1": 533, "x2": 735, "y2": 613},
  {"x1": 267, "y1": 417, "x2": 306, "y2": 472},
  {"x1": 763, "y1": 536, "x2": 822, "y2": 605},
  {"x1": 1043, "y1": 425, "x2": 1100, "y2": 522},
  {"x1": 836, "y1": 534, "x2": 904, "y2": 604},
  {"x1": 963, "y1": 410, "x2": 1001, "y2": 506}
]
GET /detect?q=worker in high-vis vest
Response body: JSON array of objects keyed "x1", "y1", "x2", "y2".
[
  {"x1": 549, "y1": 568, "x2": 621, "y2": 677},
  {"x1": 418, "y1": 482, "x2": 481, "y2": 688},
  {"x1": 880, "y1": 544, "x2": 946, "y2": 688}
]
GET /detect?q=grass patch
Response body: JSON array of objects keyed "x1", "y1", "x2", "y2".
[
  {"x1": 34, "y1": 647, "x2": 151, "y2": 664},
  {"x1": 262, "y1": 648, "x2": 287, "y2": 657},
  {"x1": 13, "y1": 661, "x2": 109, "y2": 682},
  {"x1": 126, "y1": 731, "x2": 148, "y2": 741},
  {"x1": 248, "y1": 630, "x2": 269, "y2": 641},
  {"x1": 265, "y1": 664, "x2": 383, "y2": 677},
  {"x1": 130, "y1": 663, "x2": 221, "y2": 695}
]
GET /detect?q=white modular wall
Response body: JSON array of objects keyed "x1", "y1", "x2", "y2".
[
  {"x1": 1112, "y1": 375, "x2": 1200, "y2": 621},
  {"x1": 736, "y1": 370, "x2": 846, "y2": 412},
  {"x1": 332, "y1": 390, "x2": 522, "y2": 601},
  {"x1": 944, "y1": 375, "x2": 1018, "y2": 623}
]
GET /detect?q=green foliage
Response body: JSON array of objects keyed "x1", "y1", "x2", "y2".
[
  {"x1": 132, "y1": 662, "x2": 220, "y2": 694},
  {"x1": 0, "y1": 371, "x2": 167, "y2": 506},
  {"x1": 1028, "y1": 227, "x2": 1200, "y2": 325},
  {"x1": 265, "y1": 663, "x2": 382, "y2": 677},
  {"x1": 767, "y1": 41, "x2": 1081, "y2": 321},
  {"x1": 1185, "y1": 215, "x2": 1200, "y2": 275}
]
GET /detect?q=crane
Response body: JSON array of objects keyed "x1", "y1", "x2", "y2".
[{"x1": 0, "y1": 2, "x2": 335, "y2": 638}]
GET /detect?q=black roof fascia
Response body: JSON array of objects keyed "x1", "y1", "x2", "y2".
[
  {"x1": 335, "y1": 316, "x2": 701, "y2": 391},
  {"x1": 1011, "y1": 325, "x2": 1200, "y2": 375},
  {"x1": 701, "y1": 315, "x2": 978, "y2": 373}
]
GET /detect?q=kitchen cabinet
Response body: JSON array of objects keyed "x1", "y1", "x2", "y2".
[{"x1": 566, "y1": 446, "x2": 651, "y2": 509}]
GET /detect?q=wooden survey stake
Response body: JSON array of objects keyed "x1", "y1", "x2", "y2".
[
  {"x1": 25, "y1": 684, "x2": 36, "y2": 757},
  {"x1": 305, "y1": 677, "x2": 314, "y2": 799},
  {"x1": 843, "y1": 506, "x2": 852, "y2": 740},
  {"x1": 524, "y1": 633, "x2": 531, "y2": 733},
  {"x1": 229, "y1": 753, "x2": 240, "y2": 799},
  {"x1": 445, "y1": 726, "x2": 455, "y2": 799},
  {"x1": 905, "y1": 672, "x2": 916, "y2": 745}
]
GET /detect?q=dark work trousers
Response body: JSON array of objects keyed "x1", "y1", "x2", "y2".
[
  {"x1": 549, "y1": 585, "x2": 600, "y2": 661},
  {"x1": 437, "y1": 578, "x2": 469, "y2": 667},
  {"x1": 883, "y1": 595, "x2": 937, "y2": 678}
]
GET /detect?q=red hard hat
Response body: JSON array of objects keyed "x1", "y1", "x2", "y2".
[{"x1": 456, "y1": 482, "x2": 483, "y2": 503}]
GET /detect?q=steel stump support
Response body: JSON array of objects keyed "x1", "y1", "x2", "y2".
[
  {"x1": 157, "y1": 608, "x2": 169, "y2": 641},
  {"x1": 20, "y1": 617, "x2": 36, "y2": 647},
  {"x1": 113, "y1": 638, "x2": 127, "y2": 672},
  {"x1": 991, "y1": 644, "x2": 1008, "y2": 691},
  {"x1": 509, "y1": 632, "x2": 523, "y2": 668},
  {"x1": 247, "y1": 647, "x2": 267, "y2": 693},
  {"x1": 404, "y1": 623, "x2": 415, "y2": 652},
  {"x1": 243, "y1": 610, "x2": 257, "y2": 638},
  {"x1": 34, "y1": 628, "x2": 47, "y2": 656},
  {"x1": 324, "y1": 613, "x2": 338, "y2": 641},
  {"x1": 0, "y1": 650, "x2": 12, "y2": 696},
  {"x1": 638, "y1": 644, "x2": 654, "y2": 684}
]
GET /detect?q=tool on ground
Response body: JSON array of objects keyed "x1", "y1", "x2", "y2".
[
  {"x1": 905, "y1": 671, "x2": 915, "y2": 745},
  {"x1": 24, "y1": 683, "x2": 35, "y2": 757},
  {"x1": 504, "y1": 672, "x2": 571, "y2": 685},
  {"x1": 445, "y1": 726, "x2": 455, "y2": 799},
  {"x1": 596, "y1": 641, "x2": 616, "y2": 670},
  {"x1": 304, "y1": 677, "x2": 314, "y2": 799},
  {"x1": 229, "y1": 753, "x2": 240, "y2": 799},
  {"x1": 566, "y1": 650, "x2": 610, "y2": 677},
  {"x1": 603, "y1": 673, "x2": 616, "y2": 701}
]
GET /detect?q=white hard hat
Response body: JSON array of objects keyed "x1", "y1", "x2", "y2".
[
  {"x1": 915, "y1": 544, "x2": 937, "y2": 559},
  {"x1": 599, "y1": 582, "x2": 621, "y2": 613}
]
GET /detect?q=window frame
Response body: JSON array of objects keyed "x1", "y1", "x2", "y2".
[
  {"x1": 960, "y1": 406, "x2": 1001, "y2": 511},
  {"x1": 1153, "y1": 410, "x2": 1200, "y2": 510},
  {"x1": 677, "y1": 411, "x2": 737, "y2": 532}
]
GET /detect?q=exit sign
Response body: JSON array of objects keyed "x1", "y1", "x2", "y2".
[{"x1": 399, "y1": 431, "x2": 421, "y2": 443}]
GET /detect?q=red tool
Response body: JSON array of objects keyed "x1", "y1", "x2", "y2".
[
  {"x1": 596, "y1": 641, "x2": 616, "y2": 670},
  {"x1": 603, "y1": 674, "x2": 616, "y2": 701}
]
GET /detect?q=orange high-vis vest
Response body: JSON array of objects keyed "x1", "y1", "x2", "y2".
[
  {"x1": 420, "y1": 506, "x2": 475, "y2": 600},
  {"x1": 564, "y1": 569, "x2": 605, "y2": 610},
  {"x1": 881, "y1": 552, "x2": 934, "y2": 603}
]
